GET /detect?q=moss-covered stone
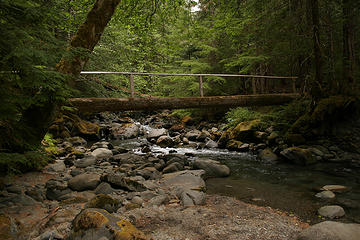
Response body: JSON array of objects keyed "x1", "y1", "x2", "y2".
[
  {"x1": 226, "y1": 140, "x2": 244, "y2": 151},
  {"x1": 73, "y1": 209, "x2": 109, "y2": 232},
  {"x1": 232, "y1": 119, "x2": 261, "y2": 140},
  {"x1": 124, "y1": 203, "x2": 141, "y2": 211},
  {"x1": 86, "y1": 194, "x2": 119, "y2": 213},
  {"x1": 115, "y1": 219, "x2": 147, "y2": 240},
  {"x1": 69, "y1": 208, "x2": 147, "y2": 240},
  {"x1": 280, "y1": 147, "x2": 316, "y2": 165}
]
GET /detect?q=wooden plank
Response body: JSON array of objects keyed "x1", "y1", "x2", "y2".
[
  {"x1": 69, "y1": 93, "x2": 300, "y2": 113},
  {"x1": 129, "y1": 74, "x2": 134, "y2": 97},
  {"x1": 199, "y1": 76, "x2": 204, "y2": 97}
]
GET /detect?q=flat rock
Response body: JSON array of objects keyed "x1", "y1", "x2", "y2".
[
  {"x1": 161, "y1": 170, "x2": 206, "y2": 192},
  {"x1": 297, "y1": 221, "x2": 360, "y2": 240},
  {"x1": 315, "y1": 191, "x2": 335, "y2": 199},
  {"x1": 68, "y1": 173, "x2": 101, "y2": 191},
  {"x1": 318, "y1": 205, "x2": 345, "y2": 219},
  {"x1": 104, "y1": 174, "x2": 147, "y2": 192},
  {"x1": 321, "y1": 185, "x2": 347, "y2": 193},
  {"x1": 146, "y1": 128, "x2": 167, "y2": 139}
]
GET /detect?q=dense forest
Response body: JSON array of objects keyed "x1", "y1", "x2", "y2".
[{"x1": 0, "y1": 0, "x2": 359, "y2": 152}]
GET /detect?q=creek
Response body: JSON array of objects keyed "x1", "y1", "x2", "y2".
[{"x1": 112, "y1": 134, "x2": 360, "y2": 224}]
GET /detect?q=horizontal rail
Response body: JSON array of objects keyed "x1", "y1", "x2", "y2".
[{"x1": 80, "y1": 71, "x2": 298, "y2": 79}]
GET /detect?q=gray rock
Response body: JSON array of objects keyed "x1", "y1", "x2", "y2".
[
  {"x1": 104, "y1": 174, "x2": 147, "y2": 192},
  {"x1": 67, "y1": 136, "x2": 87, "y2": 146},
  {"x1": 185, "y1": 130, "x2": 202, "y2": 141},
  {"x1": 315, "y1": 191, "x2": 336, "y2": 199},
  {"x1": 258, "y1": 148, "x2": 278, "y2": 162},
  {"x1": 121, "y1": 123, "x2": 140, "y2": 139},
  {"x1": 46, "y1": 179, "x2": 71, "y2": 200},
  {"x1": 25, "y1": 186, "x2": 45, "y2": 202},
  {"x1": 193, "y1": 159, "x2": 230, "y2": 178},
  {"x1": 111, "y1": 152, "x2": 145, "y2": 164},
  {"x1": 146, "y1": 194, "x2": 169, "y2": 207},
  {"x1": 70, "y1": 168, "x2": 84, "y2": 177},
  {"x1": 94, "y1": 182, "x2": 114, "y2": 195},
  {"x1": 135, "y1": 167, "x2": 161, "y2": 180},
  {"x1": 10, "y1": 193, "x2": 37, "y2": 206},
  {"x1": 131, "y1": 196, "x2": 144, "y2": 205},
  {"x1": 280, "y1": 147, "x2": 317, "y2": 165},
  {"x1": 205, "y1": 138, "x2": 218, "y2": 148},
  {"x1": 48, "y1": 160, "x2": 66, "y2": 172},
  {"x1": 181, "y1": 189, "x2": 205, "y2": 207},
  {"x1": 146, "y1": 128, "x2": 167, "y2": 140},
  {"x1": 296, "y1": 221, "x2": 360, "y2": 240},
  {"x1": 74, "y1": 155, "x2": 96, "y2": 168},
  {"x1": 68, "y1": 173, "x2": 101, "y2": 191},
  {"x1": 161, "y1": 170, "x2": 206, "y2": 192},
  {"x1": 91, "y1": 148, "x2": 113, "y2": 160},
  {"x1": 318, "y1": 205, "x2": 345, "y2": 219},
  {"x1": 6, "y1": 185, "x2": 22, "y2": 194},
  {"x1": 156, "y1": 135, "x2": 175, "y2": 147},
  {"x1": 163, "y1": 162, "x2": 183, "y2": 174}
]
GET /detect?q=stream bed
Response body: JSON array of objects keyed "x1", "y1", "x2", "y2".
[{"x1": 114, "y1": 138, "x2": 360, "y2": 224}]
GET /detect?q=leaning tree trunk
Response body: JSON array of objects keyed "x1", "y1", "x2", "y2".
[{"x1": 0, "y1": 0, "x2": 121, "y2": 152}]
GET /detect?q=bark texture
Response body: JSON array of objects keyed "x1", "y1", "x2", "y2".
[{"x1": 69, "y1": 94, "x2": 300, "y2": 113}]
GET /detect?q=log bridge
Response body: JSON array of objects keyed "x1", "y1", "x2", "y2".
[{"x1": 70, "y1": 71, "x2": 299, "y2": 113}]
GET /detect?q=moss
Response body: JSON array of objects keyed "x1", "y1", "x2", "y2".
[
  {"x1": 226, "y1": 140, "x2": 244, "y2": 150},
  {"x1": 73, "y1": 210, "x2": 109, "y2": 232},
  {"x1": 86, "y1": 194, "x2": 119, "y2": 213},
  {"x1": 231, "y1": 119, "x2": 261, "y2": 141},
  {"x1": 114, "y1": 219, "x2": 147, "y2": 240}
]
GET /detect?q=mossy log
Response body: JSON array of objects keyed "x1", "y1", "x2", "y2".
[{"x1": 70, "y1": 94, "x2": 300, "y2": 113}]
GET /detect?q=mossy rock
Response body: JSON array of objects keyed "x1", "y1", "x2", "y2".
[
  {"x1": 124, "y1": 203, "x2": 141, "y2": 211},
  {"x1": 226, "y1": 140, "x2": 244, "y2": 151},
  {"x1": 181, "y1": 116, "x2": 194, "y2": 125},
  {"x1": 69, "y1": 208, "x2": 147, "y2": 240},
  {"x1": 284, "y1": 133, "x2": 306, "y2": 145},
  {"x1": 290, "y1": 96, "x2": 359, "y2": 137},
  {"x1": 232, "y1": 119, "x2": 261, "y2": 140},
  {"x1": 86, "y1": 194, "x2": 119, "y2": 213},
  {"x1": 280, "y1": 147, "x2": 316, "y2": 165}
]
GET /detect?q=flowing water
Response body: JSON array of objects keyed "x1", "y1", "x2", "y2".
[{"x1": 112, "y1": 136, "x2": 360, "y2": 224}]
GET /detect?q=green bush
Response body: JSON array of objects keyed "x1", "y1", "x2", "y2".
[
  {"x1": 0, "y1": 151, "x2": 50, "y2": 175},
  {"x1": 225, "y1": 107, "x2": 262, "y2": 128}
]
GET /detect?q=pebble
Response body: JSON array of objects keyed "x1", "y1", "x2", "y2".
[
  {"x1": 318, "y1": 205, "x2": 345, "y2": 219},
  {"x1": 315, "y1": 190, "x2": 335, "y2": 199}
]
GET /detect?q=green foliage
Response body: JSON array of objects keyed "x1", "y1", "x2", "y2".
[
  {"x1": 225, "y1": 107, "x2": 262, "y2": 128},
  {"x1": 0, "y1": 151, "x2": 50, "y2": 175}
]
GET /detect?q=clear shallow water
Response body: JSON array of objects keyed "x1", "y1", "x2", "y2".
[{"x1": 113, "y1": 138, "x2": 360, "y2": 224}]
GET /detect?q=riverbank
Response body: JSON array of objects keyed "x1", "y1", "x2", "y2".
[{"x1": 1, "y1": 110, "x2": 360, "y2": 239}]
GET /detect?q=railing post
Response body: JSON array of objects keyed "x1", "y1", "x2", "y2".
[
  {"x1": 292, "y1": 78, "x2": 296, "y2": 93},
  {"x1": 199, "y1": 75, "x2": 204, "y2": 97},
  {"x1": 129, "y1": 74, "x2": 134, "y2": 98},
  {"x1": 252, "y1": 78, "x2": 256, "y2": 94}
]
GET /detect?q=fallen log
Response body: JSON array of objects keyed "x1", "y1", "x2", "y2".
[{"x1": 69, "y1": 94, "x2": 300, "y2": 113}]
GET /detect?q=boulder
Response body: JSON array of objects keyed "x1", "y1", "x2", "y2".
[
  {"x1": 146, "y1": 128, "x2": 167, "y2": 140},
  {"x1": 231, "y1": 119, "x2": 261, "y2": 140},
  {"x1": 47, "y1": 160, "x2": 66, "y2": 172},
  {"x1": 103, "y1": 174, "x2": 147, "y2": 192},
  {"x1": 68, "y1": 208, "x2": 147, "y2": 240},
  {"x1": 135, "y1": 167, "x2": 161, "y2": 180},
  {"x1": 258, "y1": 148, "x2": 278, "y2": 162},
  {"x1": 205, "y1": 138, "x2": 218, "y2": 148},
  {"x1": 68, "y1": 173, "x2": 101, "y2": 191},
  {"x1": 111, "y1": 123, "x2": 140, "y2": 139},
  {"x1": 74, "y1": 155, "x2": 96, "y2": 168},
  {"x1": 296, "y1": 221, "x2": 360, "y2": 240},
  {"x1": 185, "y1": 130, "x2": 202, "y2": 141},
  {"x1": 91, "y1": 148, "x2": 113, "y2": 160},
  {"x1": 193, "y1": 159, "x2": 230, "y2": 178},
  {"x1": 94, "y1": 182, "x2": 115, "y2": 195},
  {"x1": 318, "y1": 205, "x2": 345, "y2": 219},
  {"x1": 226, "y1": 140, "x2": 245, "y2": 151},
  {"x1": 85, "y1": 194, "x2": 119, "y2": 213},
  {"x1": 45, "y1": 179, "x2": 72, "y2": 201},
  {"x1": 156, "y1": 135, "x2": 175, "y2": 147},
  {"x1": 181, "y1": 189, "x2": 206, "y2": 207},
  {"x1": 67, "y1": 136, "x2": 87, "y2": 146},
  {"x1": 163, "y1": 162, "x2": 183, "y2": 174},
  {"x1": 280, "y1": 147, "x2": 316, "y2": 165}
]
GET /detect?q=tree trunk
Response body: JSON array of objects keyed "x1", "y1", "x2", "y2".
[
  {"x1": 0, "y1": 0, "x2": 121, "y2": 152},
  {"x1": 342, "y1": 0, "x2": 356, "y2": 94},
  {"x1": 309, "y1": 0, "x2": 323, "y2": 101},
  {"x1": 69, "y1": 94, "x2": 300, "y2": 113}
]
